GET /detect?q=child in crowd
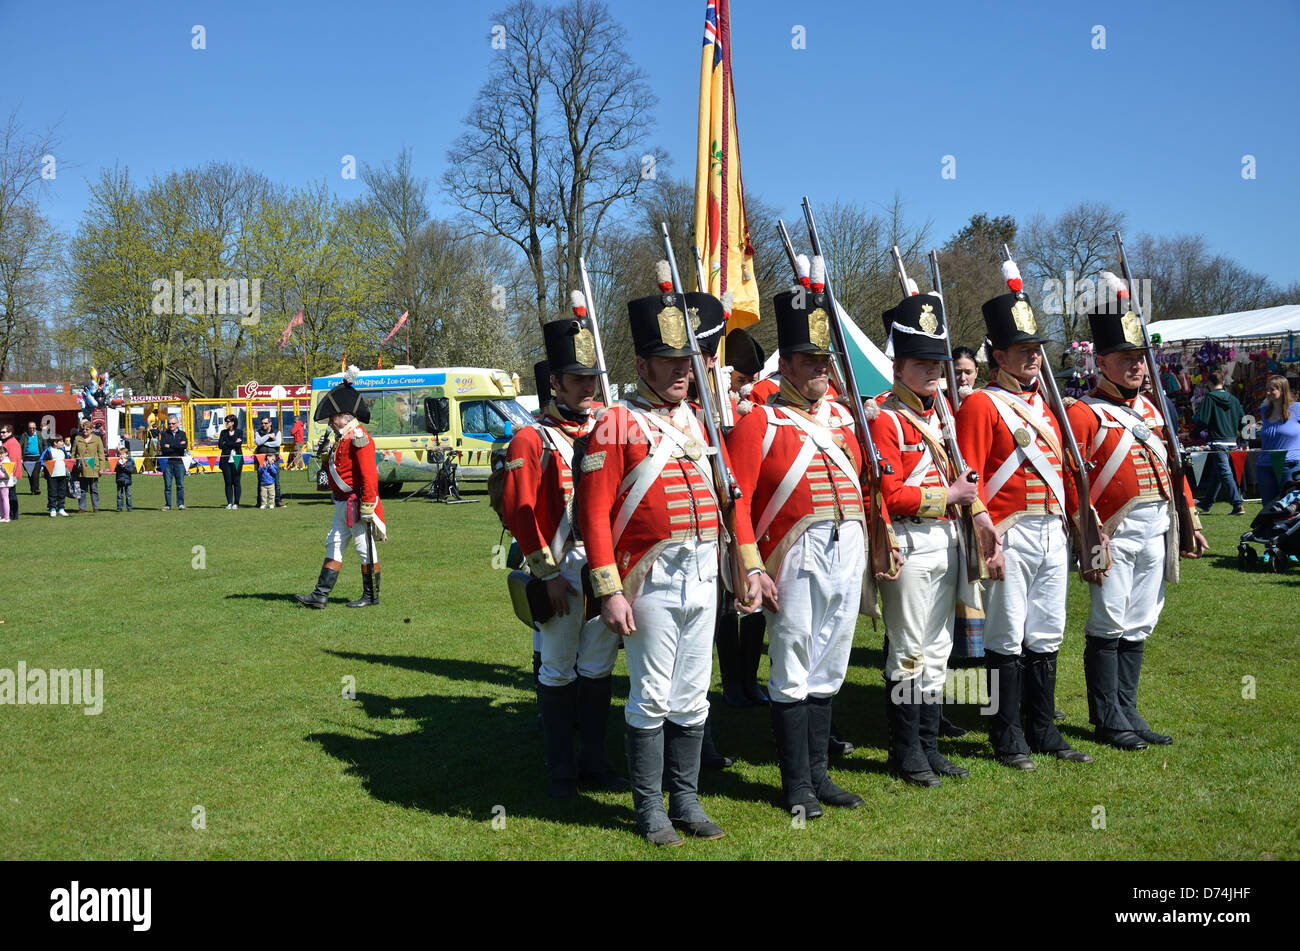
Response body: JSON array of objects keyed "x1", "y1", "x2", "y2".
[
  {"x1": 258, "y1": 452, "x2": 279, "y2": 509},
  {"x1": 40, "y1": 434, "x2": 70, "y2": 516},
  {"x1": 115, "y1": 445, "x2": 136, "y2": 512},
  {"x1": 0, "y1": 443, "x2": 13, "y2": 521}
]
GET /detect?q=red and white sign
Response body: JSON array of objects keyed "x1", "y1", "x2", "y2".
[{"x1": 235, "y1": 383, "x2": 311, "y2": 399}]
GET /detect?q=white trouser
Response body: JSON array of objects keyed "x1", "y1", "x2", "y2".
[
  {"x1": 1086, "y1": 501, "x2": 1168, "y2": 644},
  {"x1": 326, "y1": 500, "x2": 372, "y2": 564},
  {"x1": 622, "y1": 539, "x2": 718, "y2": 730},
  {"x1": 983, "y1": 514, "x2": 1067, "y2": 655},
  {"x1": 879, "y1": 519, "x2": 959, "y2": 692},
  {"x1": 539, "y1": 547, "x2": 620, "y2": 687},
  {"x1": 766, "y1": 520, "x2": 865, "y2": 703}
]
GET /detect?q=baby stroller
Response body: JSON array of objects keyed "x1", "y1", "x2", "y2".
[{"x1": 1237, "y1": 480, "x2": 1300, "y2": 573}]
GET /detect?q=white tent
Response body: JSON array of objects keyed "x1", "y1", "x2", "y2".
[{"x1": 1149, "y1": 304, "x2": 1300, "y2": 343}]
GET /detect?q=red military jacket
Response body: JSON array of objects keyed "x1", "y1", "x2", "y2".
[
  {"x1": 1065, "y1": 378, "x2": 1200, "y2": 535},
  {"x1": 727, "y1": 380, "x2": 865, "y2": 576},
  {"x1": 501, "y1": 401, "x2": 596, "y2": 578},
  {"x1": 870, "y1": 384, "x2": 987, "y2": 522},
  {"x1": 956, "y1": 370, "x2": 1078, "y2": 535},
  {"x1": 577, "y1": 383, "x2": 753, "y2": 601},
  {"x1": 328, "y1": 419, "x2": 387, "y2": 537}
]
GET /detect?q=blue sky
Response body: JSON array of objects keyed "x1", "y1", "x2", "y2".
[{"x1": 3, "y1": 0, "x2": 1297, "y2": 285}]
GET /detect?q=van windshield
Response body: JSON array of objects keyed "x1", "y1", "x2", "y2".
[{"x1": 461, "y1": 399, "x2": 533, "y2": 439}]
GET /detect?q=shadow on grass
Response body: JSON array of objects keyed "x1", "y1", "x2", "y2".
[{"x1": 225, "y1": 592, "x2": 313, "y2": 604}]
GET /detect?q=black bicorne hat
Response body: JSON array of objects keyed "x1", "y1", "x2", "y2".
[
  {"x1": 882, "y1": 294, "x2": 951, "y2": 361},
  {"x1": 725, "y1": 328, "x2": 765, "y2": 376},
  {"x1": 774, "y1": 288, "x2": 834, "y2": 356},
  {"x1": 627, "y1": 291, "x2": 700, "y2": 358},
  {"x1": 533, "y1": 360, "x2": 552, "y2": 402},
  {"x1": 981, "y1": 291, "x2": 1047, "y2": 351},
  {"x1": 314, "y1": 369, "x2": 371, "y2": 423},
  {"x1": 542, "y1": 318, "x2": 602, "y2": 376}
]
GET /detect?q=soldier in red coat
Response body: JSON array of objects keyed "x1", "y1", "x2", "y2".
[
  {"x1": 577, "y1": 285, "x2": 761, "y2": 847},
  {"x1": 727, "y1": 286, "x2": 871, "y2": 818},
  {"x1": 870, "y1": 293, "x2": 981, "y2": 787},
  {"x1": 296, "y1": 367, "x2": 386, "y2": 608},
  {"x1": 1067, "y1": 284, "x2": 1207, "y2": 751},
  {"x1": 501, "y1": 319, "x2": 624, "y2": 798},
  {"x1": 956, "y1": 291, "x2": 1090, "y2": 769}
]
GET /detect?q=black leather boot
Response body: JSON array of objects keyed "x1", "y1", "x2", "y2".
[
  {"x1": 663, "y1": 721, "x2": 724, "y2": 839},
  {"x1": 739, "y1": 611, "x2": 768, "y2": 705},
  {"x1": 625, "y1": 726, "x2": 681, "y2": 846},
  {"x1": 920, "y1": 692, "x2": 969, "y2": 777},
  {"x1": 807, "y1": 696, "x2": 864, "y2": 806},
  {"x1": 576, "y1": 675, "x2": 628, "y2": 790},
  {"x1": 346, "y1": 566, "x2": 379, "y2": 607},
  {"x1": 715, "y1": 609, "x2": 748, "y2": 707},
  {"x1": 1117, "y1": 640, "x2": 1171, "y2": 744},
  {"x1": 1023, "y1": 649, "x2": 1092, "y2": 763},
  {"x1": 537, "y1": 682, "x2": 579, "y2": 798},
  {"x1": 295, "y1": 561, "x2": 339, "y2": 609},
  {"x1": 770, "y1": 699, "x2": 822, "y2": 818},
  {"x1": 985, "y1": 651, "x2": 1034, "y2": 770},
  {"x1": 886, "y1": 680, "x2": 941, "y2": 786},
  {"x1": 700, "y1": 713, "x2": 733, "y2": 769},
  {"x1": 1084, "y1": 635, "x2": 1147, "y2": 749}
]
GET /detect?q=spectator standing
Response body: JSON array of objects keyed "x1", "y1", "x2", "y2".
[
  {"x1": 0, "y1": 442, "x2": 14, "y2": 521},
  {"x1": 40, "y1": 434, "x2": 70, "y2": 515},
  {"x1": 257, "y1": 451, "x2": 279, "y2": 509},
  {"x1": 71, "y1": 419, "x2": 109, "y2": 514},
  {"x1": 0, "y1": 424, "x2": 21, "y2": 520},
  {"x1": 253, "y1": 416, "x2": 285, "y2": 506},
  {"x1": 1194, "y1": 371, "x2": 1245, "y2": 515},
  {"x1": 114, "y1": 445, "x2": 136, "y2": 512},
  {"x1": 290, "y1": 418, "x2": 305, "y2": 469},
  {"x1": 159, "y1": 415, "x2": 188, "y2": 510},
  {"x1": 22, "y1": 421, "x2": 44, "y2": 494},
  {"x1": 1259, "y1": 375, "x2": 1300, "y2": 510},
  {"x1": 218, "y1": 416, "x2": 245, "y2": 509}
]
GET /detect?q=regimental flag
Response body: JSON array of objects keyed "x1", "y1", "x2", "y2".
[
  {"x1": 693, "y1": 0, "x2": 759, "y2": 330},
  {"x1": 280, "y1": 309, "x2": 304, "y2": 349},
  {"x1": 383, "y1": 311, "x2": 409, "y2": 344}
]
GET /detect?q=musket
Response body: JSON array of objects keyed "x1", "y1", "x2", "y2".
[
  {"x1": 576, "y1": 256, "x2": 614, "y2": 408},
  {"x1": 1002, "y1": 243, "x2": 1110, "y2": 575},
  {"x1": 889, "y1": 246, "x2": 983, "y2": 581},
  {"x1": 802, "y1": 198, "x2": 900, "y2": 577},
  {"x1": 661, "y1": 224, "x2": 747, "y2": 597},
  {"x1": 690, "y1": 246, "x2": 735, "y2": 431},
  {"x1": 1114, "y1": 231, "x2": 1198, "y2": 554}
]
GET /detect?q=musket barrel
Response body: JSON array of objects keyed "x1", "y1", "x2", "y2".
[{"x1": 578, "y1": 256, "x2": 614, "y2": 408}]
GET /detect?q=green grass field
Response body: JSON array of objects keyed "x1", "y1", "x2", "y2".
[{"x1": 1, "y1": 470, "x2": 1295, "y2": 860}]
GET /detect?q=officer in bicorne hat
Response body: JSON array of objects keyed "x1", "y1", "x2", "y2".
[
  {"x1": 501, "y1": 318, "x2": 625, "y2": 798},
  {"x1": 955, "y1": 280, "x2": 1091, "y2": 769},
  {"x1": 297, "y1": 366, "x2": 387, "y2": 608},
  {"x1": 870, "y1": 292, "x2": 981, "y2": 787},
  {"x1": 577, "y1": 274, "x2": 762, "y2": 846},
  {"x1": 1065, "y1": 275, "x2": 1207, "y2": 752},
  {"x1": 726, "y1": 275, "x2": 869, "y2": 817}
]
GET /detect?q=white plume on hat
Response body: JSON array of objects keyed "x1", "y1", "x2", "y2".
[
  {"x1": 795, "y1": 253, "x2": 811, "y2": 287},
  {"x1": 1098, "y1": 270, "x2": 1129, "y2": 300},
  {"x1": 655, "y1": 260, "x2": 673, "y2": 289},
  {"x1": 810, "y1": 255, "x2": 826, "y2": 291},
  {"x1": 570, "y1": 289, "x2": 587, "y2": 315},
  {"x1": 1001, "y1": 260, "x2": 1022, "y2": 287},
  {"x1": 721, "y1": 290, "x2": 734, "y2": 315},
  {"x1": 905, "y1": 277, "x2": 919, "y2": 296},
  {"x1": 344, "y1": 365, "x2": 360, "y2": 384}
]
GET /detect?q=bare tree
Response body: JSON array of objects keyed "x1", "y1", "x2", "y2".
[
  {"x1": 938, "y1": 212, "x2": 1018, "y2": 350},
  {"x1": 444, "y1": 0, "x2": 658, "y2": 329},
  {"x1": 1018, "y1": 201, "x2": 1126, "y2": 343}
]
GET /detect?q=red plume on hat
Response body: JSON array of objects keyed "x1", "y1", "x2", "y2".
[
  {"x1": 810, "y1": 256, "x2": 826, "y2": 294},
  {"x1": 795, "y1": 253, "x2": 811, "y2": 290},
  {"x1": 1001, "y1": 260, "x2": 1023, "y2": 293},
  {"x1": 1098, "y1": 270, "x2": 1130, "y2": 306},
  {"x1": 655, "y1": 260, "x2": 673, "y2": 293},
  {"x1": 570, "y1": 290, "x2": 587, "y2": 318}
]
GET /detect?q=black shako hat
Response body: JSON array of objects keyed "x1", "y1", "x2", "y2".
[
  {"x1": 627, "y1": 291, "x2": 722, "y2": 358},
  {"x1": 981, "y1": 291, "x2": 1047, "y2": 350},
  {"x1": 533, "y1": 360, "x2": 552, "y2": 401},
  {"x1": 314, "y1": 368, "x2": 371, "y2": 423},
  {"x1": 1087, "y1": 272, "x2": 1149, "y2": 356},
  {"x1": 882, "y1": 294, "x2": 951, "y2": 361},
  {"x1": 774, "y1": 288, "x2": 834, "y2": 356},
  {"x1": 694, "y1": 297, "x2": 726, "y2": 357},
  {"x1": 542, "y1": 319, "x2": 602, "y2": 376},
  {"x1": 725, "y1": 328, "x2": 765, "y2": 376}
]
